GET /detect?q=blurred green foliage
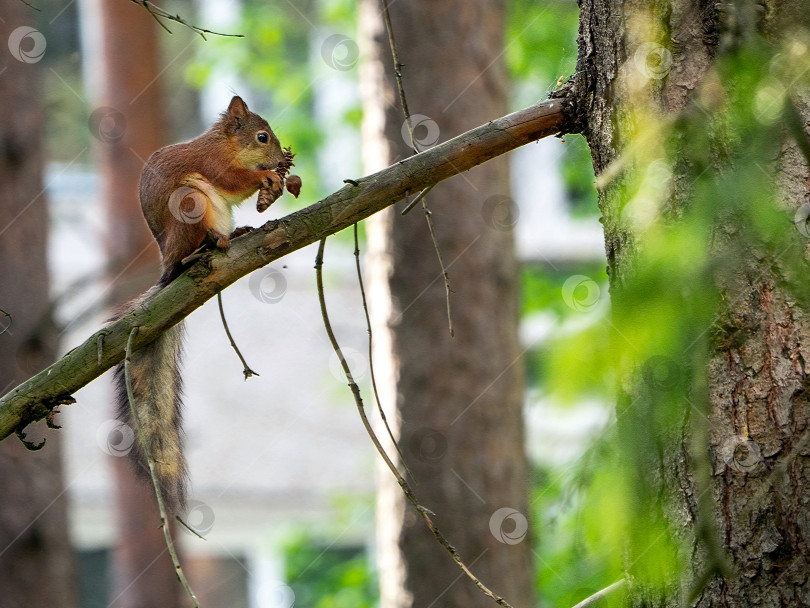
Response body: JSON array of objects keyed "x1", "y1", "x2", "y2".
[
  {"x1": 283, "y1": 532, "x2": 378, "y2": 608},
  {"x1": 507, "y1": 0, "x2": 598, "y2": 218},
  {"x1": 522, "y1": 264, "x2": 607, "y2": 319},
  {"x1": 529, "y1": 461, "x2": 626, "y2": 608},
  {"x1": 521, "y1": 263, "x2": 609, "y2": 390},
  {"x1": 506, "y1": 1, "x2": 618, "y2": 598},
  {"x1": 560, "y1": 135, "x2": 599, "y2": 217},
  {"x1": 506, "y1": 0, "x2": 579, "y2": 93},
  {"x1": 187, "y1": 0, "x2": 325, "y2": 198}
]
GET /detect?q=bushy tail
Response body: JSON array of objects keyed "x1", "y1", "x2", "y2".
[{"x1": 113, "y1": 287, "x2": 187, "y2": 514}]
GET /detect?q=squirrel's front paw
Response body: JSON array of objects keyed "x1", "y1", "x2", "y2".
[
  {"x1": 230, "y1": 225, "x2": 255, "y2": 239},
  {"x1": 207, "y1": 228, "x2": 230, "y2": 250}
]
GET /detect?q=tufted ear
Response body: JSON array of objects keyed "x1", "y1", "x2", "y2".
[{"x1": 226, "y1": 96, "x2": 250, "y2": 118}]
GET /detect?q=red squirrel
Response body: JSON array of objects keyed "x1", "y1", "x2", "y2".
[{"x1": 113, "y1": 96, "x2": 296, "y2": 513}]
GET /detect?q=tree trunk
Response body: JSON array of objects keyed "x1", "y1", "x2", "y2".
[
  {"x1": 92, "y1": 2, "x2": 182, "y2": 606},
  {"x1": 360, "y1": 1, "x2": 534, "y2": 607},
  {"x1": 96, "y1": 0, "x2": 163, "y2": 296},
  {"x1": 0, "y1": 2, "x2": 77, "y2": 606},
  {"x1": 574, "y1": 0, "x2": 810, "y2": 604}
]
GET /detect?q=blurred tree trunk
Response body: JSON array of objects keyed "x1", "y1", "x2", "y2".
[
  {"x1": 96, "y1": 0, "x2": 162, "y2": 299},
  {"x1": 360, "y1": 2, "x2": 534, "y2": 607},
  {"x1": 91, "y1": 1, "x2": 181, "y2": 606},
  {"x1": 0, "y1": 2, "x2": 77, "y2": 606},
  {"x1": 575, "y1": 0, "x2": 810, "y2": 605}
]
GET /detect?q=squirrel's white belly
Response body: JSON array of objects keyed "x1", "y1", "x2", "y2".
[{"x1": 183, "y1": 173, "x2": 250, "y2": 235}]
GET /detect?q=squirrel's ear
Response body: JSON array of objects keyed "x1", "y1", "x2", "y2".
[{"x1": 227, "y1": 96, "x2": 250, "y2": 118}]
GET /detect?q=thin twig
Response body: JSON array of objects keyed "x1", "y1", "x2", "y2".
[
  {"x1": 352, "y1": 225, "x2": 413, "y2": 480},
  {"x1": 17, "y1": 0, "x2": 40, "y2": 11},
  {"x1": 379, "y1": 0, "x2": 454, "y2": 337},
  {"x1": 142, "y1": 1, "x2": 172, "y2": 35},
  {"x1": 176, "y1": 516, "x2": 207, "y2": 540},
  {"x1": 217, "y1": 292, "x2": 259, "y2": 380},
  {"x1": 401, "y1": 184, "x2": 434, "y2": 216},
  {"x1": 421, "y1": 203, "x2": 454, "y2": 337},
  {"x1": 315, "y1": 239, "x2": 513, "y2": 608},
  {"x1": 129, "y1": 0, "x2": 243, "y2": 39},
  {"x1": 380, "y1": 0, "x2": 414, "y2": 152},
  {"x1": 124, "y1": 328, "x2": 199, "y2": 607},
  {"x1": 570, "y1": 580, "x2": 626, "y2": 608}
]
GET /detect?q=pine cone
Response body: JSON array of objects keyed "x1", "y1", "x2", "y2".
[{"x1": 256, "y1": 147, "x2": 302, "y2": 212}]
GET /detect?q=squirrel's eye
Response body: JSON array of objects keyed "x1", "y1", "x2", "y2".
[{"x1": 257, "y1": 132, "x2": 269, "y2": 144}]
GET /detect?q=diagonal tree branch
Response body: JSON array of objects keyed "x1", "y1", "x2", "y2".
[{"x1": 0, "y1": 97, "x2": 571, "y2": 442}]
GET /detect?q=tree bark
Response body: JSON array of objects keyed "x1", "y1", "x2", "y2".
[
  {"x1": 0, "y1": 2, "x2": 77, "y2": 605},
  {"x1": 574, "y1": 0, "x2": 810, "y2": 604},
  {"x1": 360, "y1": 1, "x2": 535, "y2": 606}
]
